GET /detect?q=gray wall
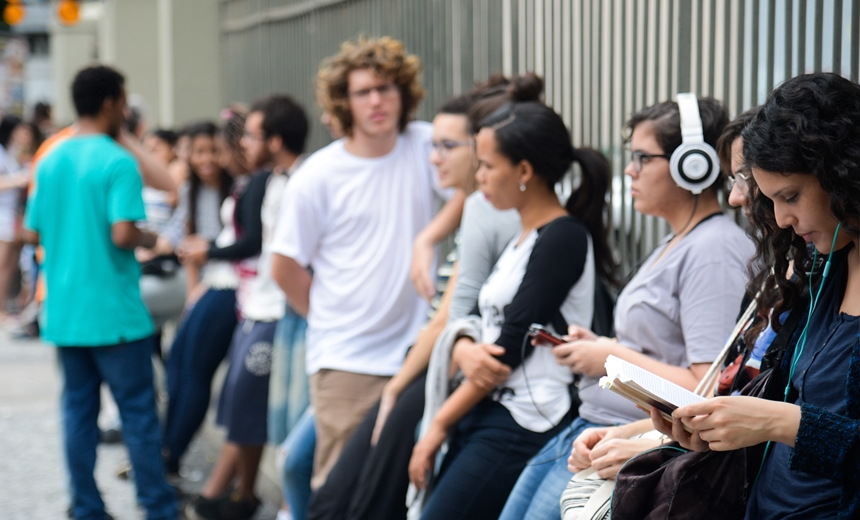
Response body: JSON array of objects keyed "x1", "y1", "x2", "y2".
[{"x1": 219, "y1": 0, "x2": 860, "y2": 272}]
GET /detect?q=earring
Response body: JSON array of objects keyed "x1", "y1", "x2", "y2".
[{"x1": 519, "y1": 181, "x2": 527, "y2": 192}]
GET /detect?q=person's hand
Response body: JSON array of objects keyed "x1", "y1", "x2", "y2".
[
  {"x1": 551, "y1": 337, "x2": 620, "y2": 378},
  {"x1": 371, "y1": 383, "x2": 400, "y2": 447},
  {"x1": 451, "y1": 338, "x2": 511, "y2": 390},
  {"x1": 650, "y1": 407, "x2": 711, "y2": 452},
  {"x1": 409, "y1": 423, "x2": 447, "y2": 489},
  {"x1": 589, "y1": 437, "x2": 663, "y2": 478},
  {"x1": 568, "y1": 427, "x2": 613, "y2": 472},
  {"x1": 177, "y1": 235, "x2": 210, "y2": 266},
  {"x1": 136, "y1": 247, "x2": 156, "y2": 263},
  {"x1": 566, "y1": 325, "x2": 598, "y2": 342},
  {"x1": 410, "y1": 234, "x2": 436, "y2": 302},
  {"x1": 669, "y1": 397, "x2": 800, "y2": 451}
]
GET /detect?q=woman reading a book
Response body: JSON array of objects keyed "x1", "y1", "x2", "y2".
[
  {"x1": 498, "y1": 96, "x2": 754, "y2": 520},
  {"x1": 653, "y1": 73, "x2": 860, "y2": 519}
]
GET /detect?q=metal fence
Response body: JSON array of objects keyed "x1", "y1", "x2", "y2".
[{"x1": 219, "y1": 0, "x2": 859, "y2": 273}]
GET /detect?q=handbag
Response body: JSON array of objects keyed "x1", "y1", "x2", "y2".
[{"x1": 610, "y1": 369, "x2": 774, "y2": 520}]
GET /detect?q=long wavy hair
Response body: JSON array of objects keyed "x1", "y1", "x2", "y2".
[{"x1": 741, "y1": 73, "x2": 860, "y2": 343}]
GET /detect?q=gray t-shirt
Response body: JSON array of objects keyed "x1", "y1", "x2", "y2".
[
  {"x1": 448, "y1": 191, "x2": 520, "y2": 321},
  {"x1": 578, "y1": 214, "x2": 754, "y2": 425},
  {"x1": 162, "y1": 181, "x2": 223, "y2": 247}
]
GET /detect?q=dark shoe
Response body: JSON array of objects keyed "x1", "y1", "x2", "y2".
[
  {"x1": 215, "y1": 492, "x2": 259, "y2": 520},
  {"x1": 185, "y1": 494, "x2": 225, "y2": 520},
  {"x1": 100, "y1": 427, "x2": 123, "y2": 444}
]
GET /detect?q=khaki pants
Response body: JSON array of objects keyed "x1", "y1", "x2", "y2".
[{"x1": 309, "y1": 369, "x2": 390, "y2": 489}]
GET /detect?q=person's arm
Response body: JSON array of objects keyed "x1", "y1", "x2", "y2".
[
  {"x1": 552, "y1": 335, "x2": 710, "y2": 390},
  {"x1": 161, "y1": 182, "x2": 190, "y2": 248},
  {"x1": 372, "y1": 265, "x2": 460, "y2": 445},
  {"x1": 651, "y1": 396, "x2": 801, "y2": 454},
  {"x1": 207, "y1": 173, "x2": 267, "y2": 260},
  {"x1": 410, "y1": 189, "x2": 466, "y2": 301},
  {"x1": 408, "y1": 378, "x2": 489, "y2": 489},
  {"x1": 448, "y1": 195, "x2": 518, "y2": 321},
  {"x1": 491, "y1": 218, "x2": 590, "y2": 371},
  {"x1": 111, "y1": 221, "x2": 157, "y2": 250},
  {"x1": 271, "y1": 253, "x2": 312, "y2": 318},
  {"x1": 117, "y1": 129, "x2": 175, "y2": 193}
]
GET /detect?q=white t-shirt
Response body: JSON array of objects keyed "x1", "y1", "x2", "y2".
[
  {"x1": 242, "y1": 159, "x2": 303, "y2": 322},
  {"x1": 480, "y1": 218, "x2": 595, "y2": 432},
  {"x1": 271, "y1": 122, "x2": 448, "y2": 376}
]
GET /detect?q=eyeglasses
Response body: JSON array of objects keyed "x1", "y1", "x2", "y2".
[
  {"x1": 348, "y1": 83, "x2": 399, "y2": 102},
  {"x1": 727, "y1": 170, "x2": 751, "y2": 190},
  {"x1": 431, "y1": 139, "x2": 472, "y2": 158},
  {"x1": 628, "y1": 149, "x2": 671, "y2": 172}
]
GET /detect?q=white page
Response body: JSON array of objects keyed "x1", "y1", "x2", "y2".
[{"x1": 602, "y1": 355, "x2": 705, "y2": 408}]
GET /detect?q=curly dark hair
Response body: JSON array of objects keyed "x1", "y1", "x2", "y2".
[{"x1": 741, "y1": 72, "x2": 860, "y2": 343}]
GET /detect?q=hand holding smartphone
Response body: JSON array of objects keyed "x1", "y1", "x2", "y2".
[{"x1": 528, "y1": 324, "x2": 566, "y2": 346}]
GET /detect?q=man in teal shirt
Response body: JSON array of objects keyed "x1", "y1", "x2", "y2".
[{"x1": 24, "y1": 65, "x2": 177, "y2": 520}]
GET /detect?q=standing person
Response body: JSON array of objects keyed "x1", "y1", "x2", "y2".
[
  {"x1": 0, "y1": 115, "x2": 23, "y2": 318},
  {"x1": 187, "y1": 95, "x2": 309, "y2": 520},
  {"x1": 271, "y1": 36, "x2": 458, "y2": 490},
  {"x1": 23, "y1": 65, "x2": 177, "y2": 520}
]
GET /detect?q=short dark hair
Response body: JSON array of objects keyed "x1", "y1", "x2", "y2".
[
  {"x1": 716, "y1": 106, "x2": 759, "y2": 175},
  {"x1": 0, "y1": 115, "x2": 21, "y2": 149},
  {"x1": 150, "y1": 129, "x2": 179, "y2": 147},
  {"x1": 624, "y1": 96, "x2": 729, "y2": 195},
  {"x1": 71, "y1": 65, "x2": 125, "y2": 117},
  {"x1": 250, "y1": 95, "x2": 309, "y2": 155}
]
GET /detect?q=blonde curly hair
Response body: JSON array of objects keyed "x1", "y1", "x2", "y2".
[{"x1": 317, "y1": 36, "x2": 424, "y2": 136}]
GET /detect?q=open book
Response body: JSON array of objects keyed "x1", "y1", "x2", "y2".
[{"x1": 599, "y1": 355, "x2": 705, "y2": 433}]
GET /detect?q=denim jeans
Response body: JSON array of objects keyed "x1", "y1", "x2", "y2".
[
  {"x1": 282, "y1": 407, "x2": 316, "y2": 520},
  {"x1": 419, "y1": 400, "x2": 569, "y2": 520},
  {"x1": 498, "y1": 417, "x2": 607, "y2": 520},
  {"x1": 162, "y1": 288, "x2": 237, "y2": 472},
  {"x1": 59, "y1": 337, "x2": 177, "y2": 520},
  {"x1": 268, "y1": 307, "x2": 309, "y2": 445}
]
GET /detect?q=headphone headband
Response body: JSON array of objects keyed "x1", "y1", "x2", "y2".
[{"x1": 677, "y1": 93, "x2": 705, "y2": 145}]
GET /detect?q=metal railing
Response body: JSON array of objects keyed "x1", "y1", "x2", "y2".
[{"x1": 220, "y1": 0, "x2": 859, "y2": 273}]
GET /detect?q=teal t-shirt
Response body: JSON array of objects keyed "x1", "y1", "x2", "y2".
[{"x1": 25, "y1": 134, "x2": 154, "y2": 346}]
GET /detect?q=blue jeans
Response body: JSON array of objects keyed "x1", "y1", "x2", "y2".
[
  {"x1": 268, "y1": 307, "x2": 309, "y2": 445},
  {"x1": 163, "y1": 288, "x2": 237, "y2": 472},
  {"x1": 59, "y1": 337, "x2": 177, "y2": 520},
  {"x1": 498, "y1": 417, "x2": 606, "y2": 520},
  {"x1": 282, "y1": 407, "x2": 316, "y2": 520},
  {"x1": 420, "y1": 400, "x2": 569, "y2": 520}
]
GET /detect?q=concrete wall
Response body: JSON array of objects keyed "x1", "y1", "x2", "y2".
[{"x1": 48, "y1": 0, "x2": 221, "y2": 128}]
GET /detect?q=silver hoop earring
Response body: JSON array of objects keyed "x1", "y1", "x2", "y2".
[{"x1": 519, "y1": 181, "x2": 527, "y2": 192}]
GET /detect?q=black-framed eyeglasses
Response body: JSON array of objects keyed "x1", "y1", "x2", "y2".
[
  {"x1": 431, "y1": 139, "x2": 473, "y2": 158},
  {"x1": 727, "y1": 170, "x2": 751, "y2": 190},
  {"x1": 627, "y1": 149, "x2": 671, "y2": 172}
]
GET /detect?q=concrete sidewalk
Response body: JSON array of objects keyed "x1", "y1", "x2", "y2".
[{"x1": 0, "y1": 329, "x2": 281, "y2": 519}]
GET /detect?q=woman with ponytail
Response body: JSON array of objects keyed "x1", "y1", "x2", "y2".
[{"x1": 407, "y1": 100, "x2": 614, "y2": 520}]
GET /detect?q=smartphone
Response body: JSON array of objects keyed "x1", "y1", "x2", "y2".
[{"x1": 528, "y1": 324, "x2": 565, "y2": 346}]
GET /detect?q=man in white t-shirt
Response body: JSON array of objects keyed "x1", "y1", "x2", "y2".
[{"x1": 271, "y1": 37, "x2": 456, "y2": 488}]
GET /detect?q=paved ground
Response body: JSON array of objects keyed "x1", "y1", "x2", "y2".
[{"x1": 0, "y1": 329, "x2": 281, "y2": 519}]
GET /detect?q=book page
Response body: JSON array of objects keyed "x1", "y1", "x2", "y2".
[{"x1": 601, "y1": 355, "x2": 705, "y2": 409}]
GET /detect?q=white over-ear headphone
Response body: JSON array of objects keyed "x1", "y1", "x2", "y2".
[{"x1": 669, "y1": 93, "x2": 720, "y2": 194}]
